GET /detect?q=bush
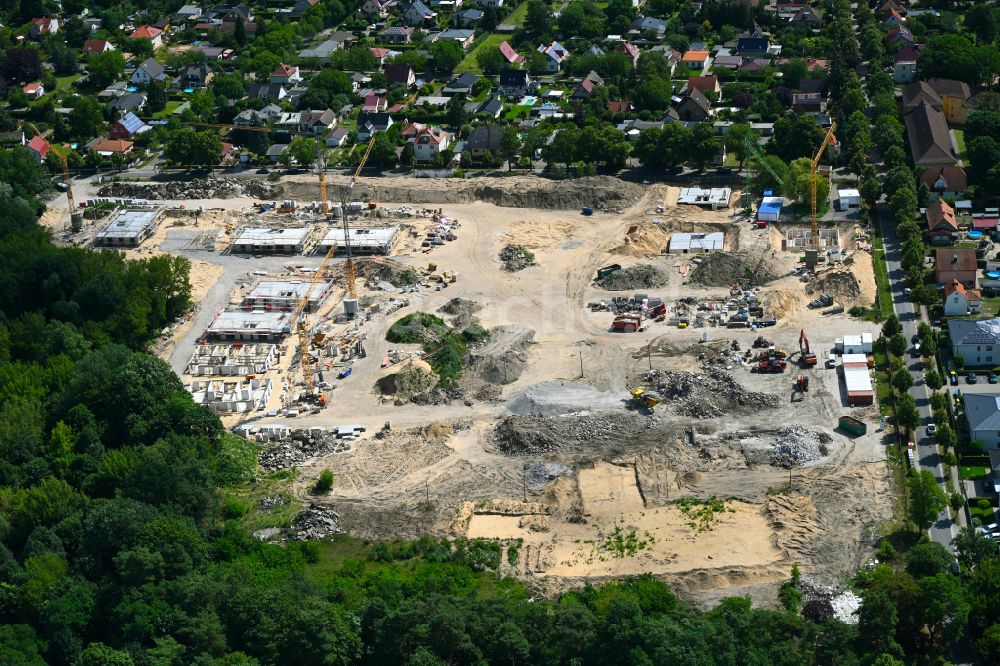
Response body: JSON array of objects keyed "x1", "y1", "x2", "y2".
[
  {"x1": 312, "y1": 469, "x2": 334, "y2": 494},
  {"x1": 462, "y1": 324, "x2": 489, "y2": 342},
  {"x1": 221, "y1": 497, "x2": 249, "y2": 519},
  {"x1": 877, "y1": 539, "x2": 896, "y2": 561},
  {"x1": 386, "y1": 312, "x2": 449, "y2": 344}
]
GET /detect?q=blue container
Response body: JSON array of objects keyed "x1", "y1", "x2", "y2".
[
  {"x1": 969, "y1": 231, "x2": 983, "y2": 239},
  {"x1": 988, "y1": 271, "x2": 1000, "y2": 280},
  {"x1": 338, "y1": 367, "x2": 352, "y2": 379},
  {"x1": 582, "y1": 208, "x2": 593, "y2": 216}
]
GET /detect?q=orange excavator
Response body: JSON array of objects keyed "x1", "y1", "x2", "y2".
[{"x1": 799, "y1": 329, "x2": 818, "y2": 366}]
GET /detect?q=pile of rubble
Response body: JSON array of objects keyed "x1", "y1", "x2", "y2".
[
  {"x1": 257, "y1": 495, "x2": 288, "y2": 511},
  {"x1": 688, "y1": 251, "x2": 780, "y2": 287},
  {"x1": 492, "y1": 412, "x2": 649, "y2": 456},
  {"x1": 737, "y1": 426, "x2": 830, "y2": 467},
  {"x1": 258, "y1": 431, "x2": 352, "y2": 472},
  {"x1": 98, "y1": 178, "x2": 281, "y2": 200},
  {"x1": 654, "y1": 370, "x2": 780, "y2": 417},
  {"x1": 500, "y1": 244, "x2": 534, "y2": 272},
  {"x1": 595, "y1": 264, "x2": 668, "y2": 290},
  {"x1": 290, "y1": 505, "x2": 342, "y2": 541}
]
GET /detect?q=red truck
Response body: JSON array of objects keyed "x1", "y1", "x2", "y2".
[{"x1": 612, "y1": 314, "x2": 642, "y2": 332}]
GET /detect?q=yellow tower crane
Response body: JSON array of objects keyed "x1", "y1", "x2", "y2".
[
  {"x1": 810, "y1": 122, "x2": 837, "y2": 255},
  {"x1": 26, "y1": 123, "x2": 74, "y2": 218}
]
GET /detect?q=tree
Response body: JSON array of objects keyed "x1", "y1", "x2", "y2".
[
  {"x1": 366, "y1": 133, "x2": 398, "y2": 170},
  {"x1": 88, "y1": 51, "x2": 126, "y2": 89},
  {"x1": 917, "y1": 573, "x2": 969, "y2": 649},
  {"x1": 476, "y1": 47, "x2": 506, "y2": 75},
  {"x1": 786, "y1": 157, "x2": 830, "y2": 209},
  {"x1": 48, "y1": 42, "x2": 77, "y2": 76},
  {"x1": 689, "y1": 123, "x2": 722, "y2": 171},
  {"x1": 287, "y1": 136, "x2": 320, "y2": 166},
  {"x1": 78, "y1": 642, "x2": 134, "y2": 666},
  {"x1": 952, "y1": 526, "x2": 996, "y2": 569},
  {"x1": 633, "y1": 77, "x2": 674, "y2": 111},
  {"x1": 925, "y1": 370, "x2": 943, "y2": 391},
  {"x1": 523, "y1": 1, "x2": 552, "y2": 41},
  {"x1": 978, "y1": 625, "x2": 1000, "y2": 665},
  {"x1": 4, "y1": 47, "x2": 43, "y2": 83},
  {"x1": 908, "y1": 470, "x2": 948, "y2": 530},
  {"x1": 891, "y1": 368, "x2": 913, "y2": 394},
  {"x1": 887, "y1": 188, "x2": 918, "y2": 226},
  {"x1": 430, "y1": 40, "x2": 464, "y2": 73},
  {"x1": 499, "y1": 126, "x2": 521, "y2": 171},
  {"x1": 725, "y1": 123, "x2": 759, "y2": 168},
  {"x1": 896, "y1": 393, "x2": 921, "y2": 433},
  {"x1": 67, "y1": 97, "x2": 105, "y2": 142},
  {"x1": 125, "y1": 38, "x2": 155, "y2": 60},
  {"x1": 634, "y1": 124, "x2": 692, "y2": 170},
  {"x1": 770, "y1": 113, "x2": 824, "y2": 163},
  {"x1": 312, "y1": 470, "x2": 334, "y2": 494},
  {"x1": 147, "y1": 80, "x2": 167, "y2": 114},
  {"x1": 165, "y1": 128, "x2": 223, "y2": 168},
  {"x1": 934, "y1": 423, "x2": 957, "y2": 450},
  {"x1": 857, "y1": 590, "x2": 903, "y2": 660},
  {"x1": 905, "y1": 541, "x2": 954, "y2": 578}
]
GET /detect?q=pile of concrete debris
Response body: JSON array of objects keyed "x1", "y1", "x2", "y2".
[
  {"x1": 257, "y1": 495, "x2": 288, "y2": 511},
  {"x1": 500, "y1": 244, "x2": 534, "y2": 272},
  {"x1": 290, "y1": 505, "x2": 342, "y2": 541},
  {"x1": 595, "y1": 264, "x2": 669, "y2": 290},
  {"x1": 654, "y1": 370, "x2": 780, "y2": 417},
  {"x1": 492, "y1": 412, "x2": 649, "y2": 456},
  {"x1": 259, "y1": 430, "x2": 352, "y2": 472},
  {"x1": 98, "y1": 178, "x2": 281, "y2": 200},
  {"x1": 737, "y1": 426, "x2": 830, "y2": 467},
  {"x1": 687, "y1": 251, "x2": 780, "y2": 287}
]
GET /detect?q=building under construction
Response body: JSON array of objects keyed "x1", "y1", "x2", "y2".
[
  {"x1": 242, "y1": 279, "x2": 331, "y2": 312},
  {"x1": 205, "y1": 310, "x2": 292, "y2": 341},
  {"x1": 93, "y1": 207, "x2": 165, "y2": 247},
  {"x1": 188, "y1": 378, "x2": 273, "y2": 413},
  {"x1": 315, "y1": 226, "x2": 399, "y2": 255},
  {"x1": 784, "y1": 227, "x2": 841, "y2": 251},
  {"x1": 186, "y1": 343, "x2": 278, "y2": 376},
  {"x1": 230, "y1": 226, "x2": 313, "y2": 254}
]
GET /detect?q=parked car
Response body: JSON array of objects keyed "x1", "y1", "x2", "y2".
[
  {"x1": 911, "y1": 334, "x2": 919, "y2": 344},
  {"x1": 967, "y1": 372, "x2": 978, "y2": 384},
  {"x1": 256, "y1": 167, "x2": 270, "y2": 174},
  {"x1": 949, "y1": 371, "x2": 958, "y2": 385},
  {"x1": 903, "y1": 287, "x2": 912, "y2": 295},
  {"x1": 927, "y1": 424, "x2": 937, "y2": 436}
]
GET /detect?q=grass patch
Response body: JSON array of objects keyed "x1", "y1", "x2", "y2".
[
  {"x1": 386, "y1": 312, "x2": 449, "y2": 344},
  {"x1": 960, "y1": 465, "x2": 989, "y2": 479},
  {"x1": 870, "y1": 227, "x2": 894, "y2": 320},
  {"x1": 456, "y1": 33, "x2": 506, "y2": 74},
  {"x1": 954, "y1": 129, "x2": 966, "y2": 158},
  {"x1": 970, "y1": 500, "x2": 996, "y2": 524},
  {"x1": 225, "y1": 469, "x2": 302, "y2": 533},
  {"x1": 980, "y1": 296, "x2": 1000, "y2": 317},
  {"x1": 672, "y1": 496, "x2": 735, "y2": 532},
  {"x1": 55, "y1": 73, "x2": 80, "y2": 91},
  {"x1": 504, "y1": 1, "x2": 530, "y2": 25},
  {"x1": 152, "y1": 100, "x2": 183, "y2": 119}
]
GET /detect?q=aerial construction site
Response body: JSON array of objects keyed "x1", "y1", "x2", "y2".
[{"x1": 54, "y1": 170, "x2": 891, "y2": 606}]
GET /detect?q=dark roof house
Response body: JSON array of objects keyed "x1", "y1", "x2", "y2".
[{"x1": 904, "y1": 101, "x2": 956, "y2": 167}]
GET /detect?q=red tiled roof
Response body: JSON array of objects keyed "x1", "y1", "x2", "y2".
[
  {"x1": 130, "y1": 26, "x2": 163, "y2": 39},
  {"x1": 687, "y1": 76, "x2": 719, "y2": 95},
  {"x1": 972, "y1": 218, "x2": 997, "y2": 230},
  {"x1": 26, "y1": 135, "x2": 49, "y2": 157},
  {"x1": 83, "y1": 39, "x2": 112, "y2": 54},
  {"x1": 927, "y1": 199, "x2": 957, "y2": 232},
  {"x1": 272, "y1": 63, "x2": 296, "y2": 77},
  {"x1": 499, "y1": 41, "x2": 522, "y2": 64},
  {"x1": 90, "y1": 138, "x2": 134, "y2": 153},
  {"x1": 944, "y1": 279, "x2": 981, "y2": 301}
]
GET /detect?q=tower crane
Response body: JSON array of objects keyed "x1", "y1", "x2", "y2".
[
  {"x1": 25, "y1": 122, "x2": 74, "y2": 219},
  {"x1": 810, "y1": 123, "x2": 837, "y2": 253},
  {"x1": 289, "y1": 135, "x2": 378, "y2": 399}
]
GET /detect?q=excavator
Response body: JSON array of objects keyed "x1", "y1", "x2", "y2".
[
  {"x1": 628, "y1": 386, "x2": 661, "y2": 410},
  {"x1": 792, "y1": 373, "x2": 810, "y2": 401},
  {"x1": 799, "y1": 329, "x2": 818, "y2": 366}
]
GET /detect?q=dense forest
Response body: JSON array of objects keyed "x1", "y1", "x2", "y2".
[{"x1": 2, "y1": 139, "x2": 1000, "y2": 662}]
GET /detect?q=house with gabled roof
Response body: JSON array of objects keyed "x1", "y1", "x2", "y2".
[
  {"x1": 499, "y1": 41, "x2": 523, "y2": 66},
  {"x1": 680, "y1": 50, "x2": 710, "y2": 72},
  {"x1": 29, "y1": 18, "x2": 59, "y2": 38},
  {"x1": 886, "y1": 25, "x2": 914, "y2": 46},
  {"x1": 883, "y1": 8, "x2": 906, "y2": 28},
  {"x1": 109, "y1": 112, "x2": 152, "y2": 140},
  {"x1": 384, "y1": 63, "x2": 416, "y2": 88},
  {"x1": 790, "y1": 6, "x2": 823, "y2": 25},
  {"x1": 379, "y1": 26, "x2": 414, "y2": 44},
  {"x1": 247, "y1": 82, "x2": 288, "y2": 101},
  {"x1": 675, "y1": 88, "x2": 712, "y2": 123},
  {"x1": 443, "y1": 72, "x2": 479, "y2": 96},
  {"x1": 920, "y1": 167, "x2": 967, "y2": 202},
  {"x1": 948, "y1": 318, "x2": 1000, "y2": 368},
  {"x1": 363, "y1": 94, "x2": 388, "y2": 112},
  {"x1": 25, "y1": 135, "x2": 50, "y2": 163},
  {"x1": 87, "y1": 138, "x2": 134, "y2": 156},
  {"x1": 943, "y1": 279, "x2": 982, "y2": 317},
  {"x1": 130, "y1": 26, "x2": 164, "y2": 48},
  {"x1": 537, "y1": 42, "x2": 569, "y2": 72},
  {"x1": 403, "y1": 1, "x2": 438, "y2": 26},
  {"x1": 964, "y1": 393, "x2": 1000, "y2": 447},
  {"x1": 362, "y1": 0, "x2": 394, "y2": 18},
  {"x1": 454, "y1": 8, "x2": 484, "y2": 27},
  {"x1": 686, "y1": 76, "x2": 720, "y2": 101},
  {"x1": 928, "y1": 78, "x2": 972, "y2": 124},
  {"x1": 571, "y1": 71, "x2": 604, "y2": 100},
  {"x1": 131, "y1": 59, "x2": 167, "y2": 85},
  {"x1": 413, "y1": 126, "x2": 450, "y2": 161},
  {"x1": 22, "y1": 82, "x2": 44, "y2": 100},
  {"x1": 356, "y1": 112, "x2": 394, "y2": 140},
  {"x1": 615, "y1": 42, "x2": 641, "y2": 68},
  {"x1": 270, "y1": 64, "x2": 301, "y2": 85},
  {"x1": 904, "y1": 101, "x2": 956, "y2": 167},
  {"x1": 893, "y1": 44, "x2": 923, "y2": 83},
  {"x1": 83, "y1": 39, "x2": 115, "y2": 55},
  {"x1": 927, "y1": 199, "x2": 959, "y2": 245},
  {"x1": 935, "y1": 247, "x2": 977, "y2": 287}
]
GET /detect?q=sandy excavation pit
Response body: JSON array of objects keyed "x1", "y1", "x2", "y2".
[{"x1": 112, "y1": 171, "x2": 892, "y2": 604}]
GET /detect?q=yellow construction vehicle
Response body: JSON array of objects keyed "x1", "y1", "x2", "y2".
[{"x1": 628, "y1": 386, "x2": 661, "y2": 410}]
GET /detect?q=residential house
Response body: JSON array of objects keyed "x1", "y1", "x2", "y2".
[
  {"x1": 790, "y1": 7, "x2": 823, "y2": 26},
  {"x1": 902, "y1": 80, "x2": 942, "y2": 113},
  {"x1": 928, "y1": 78, "x2": 972, "y2": 125},
  {"x1": 499, "y1": 69, "x2": 534, "y2": 99},
  {"x1": 948, "y1": 318, "x2": 1000, "y2": 369},
  {"x1": 384, "y1": 63, "x2": 416, "y2": 88},
  {"x1": 904, "y1": 102, "x2": 957, "y2": 167},
  {"x1": 893, "y1": 44, "x2": 923, "y2": 84},
  {"x1": 130, "y1": 26, "x2": 164, "y2": 48},
  {"x1": 443, "y1": 72, "x2": 479, "y2": 96},
  {"x1": 25, "y1": 135, "x2": 49, "y2": 164},
  {"x1": 453, "y1": 8, "x2": 484, "y2": 27},
  {"x1": 438, "y1": 29, "x2": 476, "y2": 50},
  {"x1": 265, "y1": 144, "x2": 288, "y2": 163},
  {"x1": 403, "y1": 1, "x2": 438, "y2": 26},
  {"x1": 477, "y1": 0, "x2": 504, "y2": 7},
  {"x1": 400, "y1": 122, "x2": 428, "y2": 139},
  {"x1": 966, "y1": 394, "x2": 1000, "y2": 448},
  {"x1": 537, "y1": 42, "x2": 569, "y2": 72},
  {"x1": 879, "y1": 0, "x2": 905, "y2": 17},
  {"x1": 973, "y1": 217, "x2": 999, "y2": 240},
  {"x1": 181, "y1": 63, "x2": 214, "y2": 88},
  {"x1": 792, "y1": 92, "x2": 824, "y2": 113},
  {"x1": 109, "y1": 112, "x2": 152, "y2": 140},
  {"x1": 630, "y1": 16, "x2": 667, "y2": 39},
  {"x1": 499, "y1": 41, "x2": 523, "y2": 67},
  {"x1": 299, "y1": 39, "x2": 345, "y2": 64},
  {"x1": 291, "y1": 0, "x2": 321, "y2": 17},
  {"x1": 326, "y1": 127, "x2": 350, "y2": 147},
  {"x1": 413, "y1": 126, "x2": 450, "y2": 161},
  {"x1": 675, "y1": 88, "x2": 712, "y2": 123},
  {"x1": 362, "y1": 94, "x2": 388, "y2": 112},
  {"x1": 680, "y1": 50, "x2": 710, "y2": 72},
  {"x1": 935, "y1": 247, "x2": 978, "y2": 288},
  {"x1": 886, "y1": 25, "x2": 914, "y2": 47},
  {"x1": 362, "y1": 0, "x2": 394, "y2": 18},
  {"x1": 22, "y1": 83, "x2": 44, "y2": 100},
  {"x1": 29, "y1": 18, "x2": 59, "y2": 38},
  {"x1": 173, "y1": 5, "x2": 203, "y2": 23},
  {"x1": 920, "y1": 166, "x2": 968, "y2": 201},
  {"x1": 572, "y1": 71, "x2": 604, "y2": 100},
  {"x1": 943, "y1": 279, "x2": 982, "y2": 317},
  {"x1": 686, "y1": 76, "x2": 720, "y2": 101},
  {"x1": 615, "y1": 42, "x2": 641, "y2": 68},
  {"x1": 82, "y1": 39, "x2": 115, "y2": 55},
  {"x1": 608, "y1": 100, "x2": 634, "y2": 114},
  {"x1": 468, "y1": 125, "x2": 503, "y2": 157},
  {"x1": 477, "y1": 97, "x2": 503, "y2": 118},
  {"x1": 88, "y1": 138, "x2": 134, "y2": 157},
  {"x1": 270, "y1": 64, "x2": 302, "y2": 85},
  {"x1": 883, "y1": 8, "x2": 905, "y2": 28},
  {"x1": 298, "y1": 109, "x2": 337, "y2": 135},
  {"x1": 356, "y1": 112, "x2": 394, "y2": 140},
  {"x1": 108, "y1": 92, "x2": 148, "y2": 113},
  {"x1": 927, "y1": 199, "x2": 959, "y2": 244},
  {"x1": 379, "y1": 26, "x2": 414, "y2": 44},
  {"x1": 369, "y1": 48, "x2": 392, "y2": 66},
  {"x1": 131, "y1": 58, "x2": 167, "y2": 85},
  {"x1": 713, "y1": 55, "x2": 743, "y2": 71},
  {"x1": 736, "y1": 33, "x2": 769, "y2": 56},
  {"x1": 247, "y1": 82, "x2": 288, "y2": 101}
]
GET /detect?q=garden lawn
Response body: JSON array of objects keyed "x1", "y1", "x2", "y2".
[
  {"x1": 152, "y1": 101, "x2": 183, "y2": 119},
  {"x1": 456, "y1": 34, "x2": 506, "y2": 74},
  {"x1": 55, "y1": 73, "x2": 81, "y2": 91},
  {"x1": 959, "y1": 465, "x2": 989, "y2": 479},
  {"x1": 504, "y1": 2, "x2": 530, "y2": 25}
]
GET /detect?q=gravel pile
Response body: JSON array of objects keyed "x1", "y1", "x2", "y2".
[
  {"x1": 493, "y1": 412, "x2": 648, "y2": 456},
  {"x1": 506, "y1": 381, "x2": 622, "y2": 416},
  {"x1": 595, "y1": 264, "x2": 668, "y2": 290},
  {"x1": 259, "y1": 431, "x2": 352, "y2": 472},
  {"x1": 499, "y1": 244, "x2": 534, "y2": 272},
  {"x1": 290, "y1": 505, "x2": 342, "y2": 541},
  {"x1": 524, "y1": 462, "x2": 573, "y2": 489},
  {"x1": 688, "y1": 252, "x2": 780, "y2": 287},
  {"x1": 99, "y1": 178, "x2": 281, "y2": 200},
  {"x1": 738, "y1": 426, "x2": 830, "y2": 467},
  {"x1": 655, "y1": 370, "x2": 780, "y2": 417}
]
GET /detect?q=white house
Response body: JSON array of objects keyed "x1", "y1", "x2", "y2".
[
  {"x1": 948, "y1": 318, "x2": 1000, "y2": 367},
  {"x1": 536, "y1": 42, "x2": 569, "y2": 72},
  {"x1": 131, "y1": 58, "x2": 167, "y2": 85},
  {"x1": 964, "y1": 393, "x2": 1000, "y2": 448},
  {"x1": 270, "y1": 64, "x2": 302, "y2": 85},
  {"x1": 403, "y1": 1, "x2": 438, "y2": 26},
  {"x1": 413, "y1": 126, "x2": 450, "y2": 161},
  {"x1": 129, "y1": 26, "x2": 164, "y2": 49},
  {"x1": 476, "y1": 0, "x2": 504, "y2": 7},
  {"x1": 942, "y1": 279, "x2": 983, "y2": 317}
]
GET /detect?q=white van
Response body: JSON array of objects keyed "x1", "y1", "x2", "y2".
[{"x1": 827, "y1": 353, "x2": 836, "y2": 368}]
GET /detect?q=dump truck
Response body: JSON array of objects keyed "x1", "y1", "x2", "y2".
[
  {"x1": 628, "y1": 386, "x2": 660, "y2": 410},
  {"x1": 612, "y1": 314, "x2": 642, "y2": 332}
]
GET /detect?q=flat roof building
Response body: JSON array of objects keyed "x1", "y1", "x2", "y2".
[
  {"x1": 677, "y1": 187, "x2": 731, "y2": 209},
  {"x1": 205, "y1": 310, "x2": 292, "y2": 341},
  {"x1": 842, "y1": 353, "x2": 874, "y2": 406},
  {"x1": 186, "y1": 343, "x2": 278, "y2": 376},
  {"x1": 189, "y1": 378, "x2": 272, "y2": 413},
  {"x1": 93, "y1": 207, "x2": 164, "y2": 247},
  {"x1": 315, "y1": 226, "x2": 400, "y2": 255},
  {"x1": 668, "y1": 232, "x2": 724, "y2": 253},
  {"x1": 757, "y1": 197, "x2": 783, "y2": 222},
  {"x1": 231, "y1": 226, "x2": 312, "y2": 254},
  {"x1": 242, "y1": 279, "x2": 330, "y2": 312}
]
